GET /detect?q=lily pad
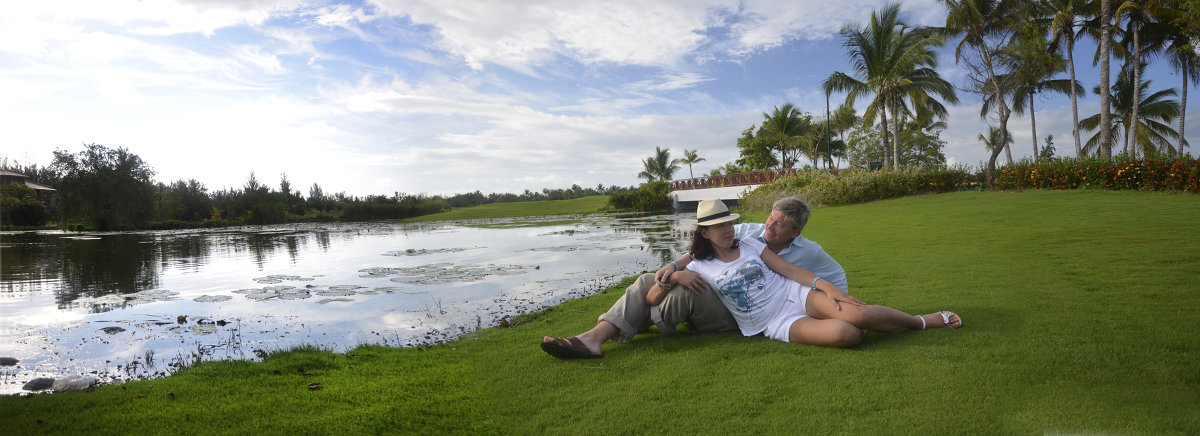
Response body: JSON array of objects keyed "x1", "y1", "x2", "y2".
[{"x1": 193, "y1": 295, "x2": 233, "y2": 303}]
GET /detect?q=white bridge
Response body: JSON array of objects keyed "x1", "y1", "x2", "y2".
[{"x1": 668, "y1": 185, "x2": 761, "y2": 211}]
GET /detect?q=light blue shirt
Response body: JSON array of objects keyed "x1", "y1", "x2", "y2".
[{"x1": 734, "y1": 223, "x2": 849, "y2": 291}]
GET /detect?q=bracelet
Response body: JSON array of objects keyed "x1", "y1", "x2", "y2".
[
  {"x1": 671, "y1": 262, "x2": 679, "y2": 271},
  {"x1": 812, "y1": 276, "x2": 821, "y2": 289}
]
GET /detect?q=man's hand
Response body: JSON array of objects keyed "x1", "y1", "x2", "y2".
[{"x1": 671, "y1": 270, "x2": 710, "y2": 295}]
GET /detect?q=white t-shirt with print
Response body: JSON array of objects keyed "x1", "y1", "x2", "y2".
[{"x1": 686, "y1": 238, "x2": 803, "y2": 336}]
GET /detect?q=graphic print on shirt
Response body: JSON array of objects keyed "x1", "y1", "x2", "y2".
[{"x1": 712, "y1": 260, "x2": 766, "y2": 313}]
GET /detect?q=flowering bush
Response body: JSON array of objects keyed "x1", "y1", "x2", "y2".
[
  {"x1": 738, "y1": 157, "x2": 1196, "y2": 213},
  {"x1": 993, "y1": 157, "x2": 1200, "y2": 193}
]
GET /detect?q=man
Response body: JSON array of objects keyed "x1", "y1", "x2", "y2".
[{"x1": 540, "y1": 196, "x2": 852, "y2": 359}]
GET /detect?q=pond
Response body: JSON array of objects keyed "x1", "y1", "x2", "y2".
[{"x1": 0, "y1": 212, "x2": 694, "y2": 395}]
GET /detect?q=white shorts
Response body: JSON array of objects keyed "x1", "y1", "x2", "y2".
[{"x1": 763, "y1": 285, "x2": 812, "y2": 342}]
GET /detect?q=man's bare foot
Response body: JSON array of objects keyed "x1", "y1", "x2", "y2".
[{"x1": 918, "y1": 311, "x2": 962, "y2": 329}]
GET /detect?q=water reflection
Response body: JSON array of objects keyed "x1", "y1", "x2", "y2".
[{"x1": 0, "y1": 213, "x2": 694, "y2": 395}]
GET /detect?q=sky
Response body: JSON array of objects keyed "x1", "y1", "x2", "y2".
[{"x1": 2, "y1": 0, "x2": 1196, "y2": 197}]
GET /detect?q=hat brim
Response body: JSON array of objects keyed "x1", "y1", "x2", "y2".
[{"x1": 695, "y1": 213, "x2": 739, "y2": 226}]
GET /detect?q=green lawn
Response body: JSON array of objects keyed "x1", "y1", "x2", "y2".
[
  {"x1": 401, "y1": 195, "x2": 611, "y2": 222},
  {"x1": 3, "y1": 190, "x2": 1198, "y2": 434}
]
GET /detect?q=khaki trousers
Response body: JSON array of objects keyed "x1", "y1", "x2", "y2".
[{"x1": 598, "y1": 273, "x2": 738, "y2": 343}]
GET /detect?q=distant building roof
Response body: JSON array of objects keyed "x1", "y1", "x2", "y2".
[
  {"x1": 1, "y1": 169, "x2": 56, "y2": 191},
  {"x1": 25, "y1": 180, "x2": 56, "y2": 191}
]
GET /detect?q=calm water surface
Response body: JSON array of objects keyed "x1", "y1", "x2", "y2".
[{"x1": 0, "y1": 213, "x2": 693, "y2": 395}]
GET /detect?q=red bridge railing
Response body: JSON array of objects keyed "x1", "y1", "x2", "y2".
[{"x1": 668, "y1": 169, "x2": 797, "y2": 191}]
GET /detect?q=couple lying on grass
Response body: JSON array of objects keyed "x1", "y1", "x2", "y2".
[{"x1": 541, "y1": 197, "x2": 961, "y2": 359}]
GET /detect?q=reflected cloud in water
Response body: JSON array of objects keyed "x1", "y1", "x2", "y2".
[{"x1": 0, "y1": 213, "x2": 695, "y2": 394}]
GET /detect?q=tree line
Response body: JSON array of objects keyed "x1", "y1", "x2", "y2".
[
  {"x1": 640, "y1": 0, "x2": 1197, "y2": 185},
  {"x1": 1, "y1": 144, "x2": 634, "y2": 230}
]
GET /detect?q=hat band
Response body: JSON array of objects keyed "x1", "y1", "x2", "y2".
[{"x1": 698, "y1": 210, "x2": 730, "y2": 222}]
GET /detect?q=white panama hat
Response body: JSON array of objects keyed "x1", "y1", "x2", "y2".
[{"x1": 694, "y1": 199, "x2": 740, "y2": 226}]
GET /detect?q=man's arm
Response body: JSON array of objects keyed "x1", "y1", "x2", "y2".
[
  {"x1": 759, "y1": 246, "x2": 864, "y2": 310},
  {"x1": 653, "y1": 254, "x2": 711, "y2": 295}
]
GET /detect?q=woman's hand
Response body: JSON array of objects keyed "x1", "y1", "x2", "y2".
[
  {"x1": 818, "y1": 286, "x2": 865, "y2": 311},
  {"x1": 654, "y1": 263, "x2": 676, "y2": 286}
]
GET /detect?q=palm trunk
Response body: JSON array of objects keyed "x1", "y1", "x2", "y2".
[
  {"x1": 1179, "y1": 70, "x2": 1189, "y2": 156},
  {"x1": 1098, "y1": 0, "x2": 1113, "y2": 160},
  {"x1": 1128, "y1": 28, "x2": 1141, "y2": 157},
  {"x1": 892, "y1": 98, "x2": 902, "y2": 169},
  {"x1": 879, "y1": 109, "x2": 890, "y2": 169},
  {"x1": 1030, "y1": 90, "x2": 1039, "y2": 162},
  {"x1": 982, "y1": 46, "x2": 1012, "y2": 184},
  {"x1": 1068, "y1": 36, "x2": 1083, "y2": 158},
  {"x1": 838, "y1": 130, "x2": 846, "y2": 169}
]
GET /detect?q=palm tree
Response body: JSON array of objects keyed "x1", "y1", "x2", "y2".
[
  {"x1": 1151, "y1": 6, "x2": 1199, "y2": 155},
  {"x1": 825, "y1": 3, "x2": 957, "y2": 170},
  {"x1": 987, "y1": 23, "x2": 1084, "y2": 162},
  {"x1": 637, "y1": 147, "x2": 681, "y2": 182},
  {"x1": 830, "y1": 102, "x2": 859, "y2": 168},
  {"x1": 1046, "y1": 0, "x2": 1097, "y2": 158},
  {"x1": 939, "y1": 0, "x2": 1023, "y2": 183},
  {"x1": 756, "y1": 103, "x2": 814, "y2": 169},
  {"x1": 680, "y1": 149, "x2": 706, "y2": 179},
  {"x1": 1112, "y1": 0, "x2": 1179, "y2": 155},
  {"x1": 1079, "y1": 63, "x2": 1182, "y2": 156},
  {"x1": 979, "y1": 126, "x2": 1015, "y2": 156}
]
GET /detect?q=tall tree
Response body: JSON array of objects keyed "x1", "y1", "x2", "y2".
[
  {"x1": 1046, "y1": 0, "x2": 1097, "y2": 157},
  {"x1": 1079, "y1": 63, "x2": 1182, "y2": 155},
  {"x1": 1113, "y1": 0, "x2": 1175, "y2": 154},
  {"x1": 825, "y1": 3, "x2": 958, "y2": 170},
  {"x1": 1099, "y1": 0, "x2": 1115, "y2": 158},
  {"x1": 830, "y1": 102, "x2": 860, "y2": 169},
  {"x1": 735, "y1": 125, "x2": 778, "y2": 170},
  {"x1": 637, "y1": 146, "x2": 681, "y2": 182},
  {"x1": 756, "y1": 103, "x2": 816, "y2": 169},
  {"x1": 680, "y1": 149, "x2": 706, "y2": 179},
  {"x1": 990, "y1": 21, "x2": 1083, "y2": 162},
  {"x1": 50, "y1": 144, "x2": 156, "y2": 230},
  {"x1": 940, "y1": 0, "x2": 1023, "y2": 183},
  {"x1": 1153, "y1": 3, "x2": 1199, "y2": 155}
]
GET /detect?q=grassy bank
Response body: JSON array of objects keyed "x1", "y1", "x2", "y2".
[
  {"x1": 3, "y1": 190, "x2": 1198, "y2": 434},
  {"x1": 400, "y1": 195, "x2": 611, "y2": 222}
]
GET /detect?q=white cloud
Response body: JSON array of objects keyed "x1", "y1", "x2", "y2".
[{"x1": 368, "y1": 0, "x2": 943, "y2": 72}]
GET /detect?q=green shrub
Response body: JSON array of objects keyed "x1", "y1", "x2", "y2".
[
  {"x1": 6, "y1": 198, "x2": 49, "y2": 226},
  {"x1": 200, "y1": 218, "x2": 231, "y2": 228},
  {"x1": 146, "y1": 219, "x2": 192, "y2": 230},
  {"x1": 741, "y1": 166, "x2": 976, "y2": 210},
  {"x1": 247, "y1": 201, "x2": 288, "y2": 225},
  {"x1": 608, "y1": 181, "x2": 670, "y2": 212},
  {"x1": 338, "y1": 198, "x2": 450, "y2": 221}
]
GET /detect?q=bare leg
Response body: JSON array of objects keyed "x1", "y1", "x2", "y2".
[
  {"x1": 542, "y1": 320, "x2": 619, "y2": 356},
  {"x1": 787, "y1": 317, "x2": 865, "y2": 348},
  {"x1": 806, "y1": 290, "x2": 959, "y2": 333}
]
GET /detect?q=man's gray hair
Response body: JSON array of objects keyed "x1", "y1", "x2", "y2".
[{"x1": 772, "y1": 196, "x2": 810, "y2": 232}]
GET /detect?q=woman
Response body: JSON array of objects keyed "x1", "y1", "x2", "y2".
[{"x1": 652, "y1": 199, "x2": 960, "y2": 347}]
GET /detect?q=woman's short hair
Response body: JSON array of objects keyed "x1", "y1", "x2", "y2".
[
  {"x1": 690, "y1": 223, "x2": 739, "y2": 260},
  {"x1": 773, "y1": 196, "x2": 810, "y2": 233}
]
